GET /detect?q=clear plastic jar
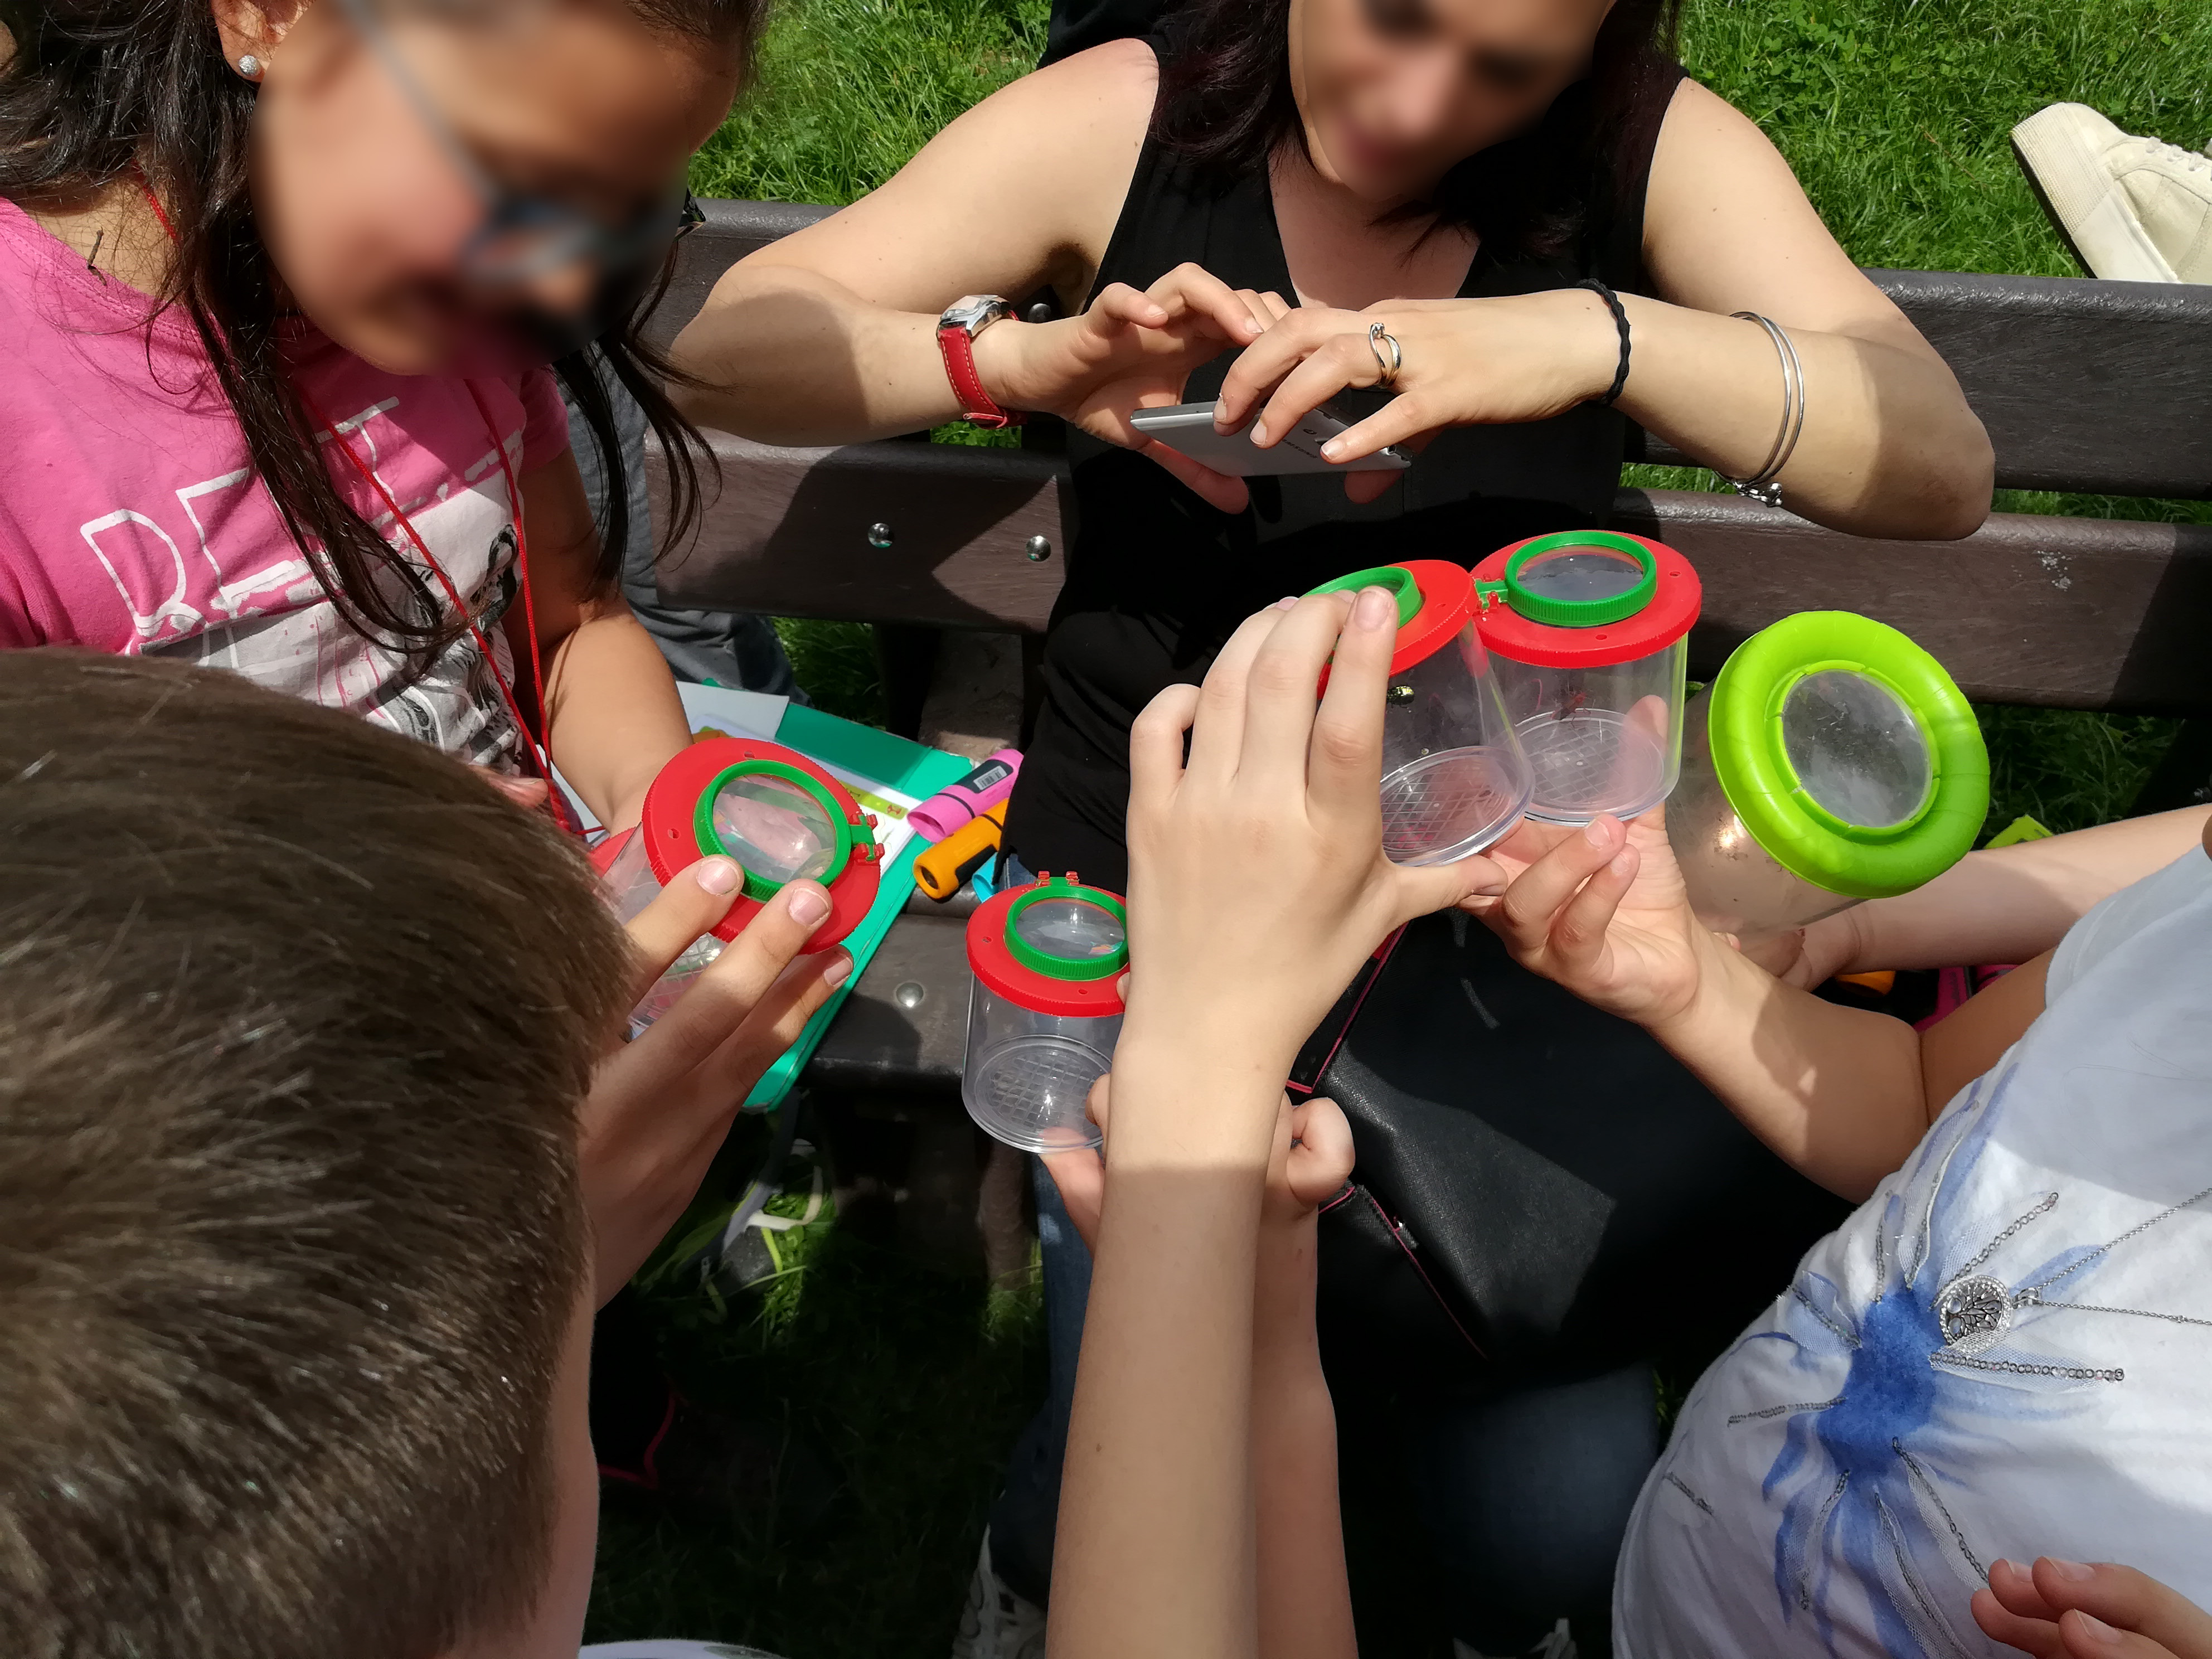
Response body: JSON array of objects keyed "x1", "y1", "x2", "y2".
[
  {"x1": 963, "y1": 875, "x2": 1128, "y2": 1151},
  {"x1": 1667, "y1": 612, "x2": 1988, "y2": 942},
  {"x1": 589, "y1": 736, "x2": 881, "y2": 1033},
  {"x1": 1471, "y1": 531, "x2": 1701, "y2": 826},
  {"x1": 1307, "y1": 561, "x2": 1533, "y2": 866}
]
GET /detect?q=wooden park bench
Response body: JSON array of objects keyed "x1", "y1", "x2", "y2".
[{"x1": 642, "y1": 197, "x2": 2212, "y2": 1101}]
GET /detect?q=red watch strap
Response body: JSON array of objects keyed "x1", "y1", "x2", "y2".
[{"x1": 937, "y1": 322, "x2": 1023, "y2": 430}]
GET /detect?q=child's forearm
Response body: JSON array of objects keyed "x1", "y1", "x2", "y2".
[
  {"x1": 1653, "y1": 935, "x2": 1932, "y2": 1201},
  {"x1": 1252, "y1": 1217, "x2": 1357, "y2": 1659},
  {"x1": 1049, "y1": 1052, "x2": 1279, "y2": 1659},
  {"x1": 543, "y1": 606, "x2": 692, "y2": 830},
  {"x1": 1832, "y1": 807, "x2": 2209, "y2": 972}
]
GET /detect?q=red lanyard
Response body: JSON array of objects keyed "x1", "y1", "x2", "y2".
[{"x1": 300, "y1": 384, "x2": 562, "y2": 806}]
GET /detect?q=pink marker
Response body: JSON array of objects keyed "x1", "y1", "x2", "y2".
[{"x1": 909, "y1": 748, "x2": 1022, "y2": 842}]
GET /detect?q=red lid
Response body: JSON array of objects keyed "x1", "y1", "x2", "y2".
[
  {"x1": 1384, "y1": 559, "x2": 1477, "y2": 675},
  {"x1": 636, "y1": 736, "x2": 881, "y2": 949},
  {"x1": 1471, "y1": 532, "x2": 1701, "y2": 670},
  {"x1": 1311, "y1": 559, "x2": 1476, "y2": 695},
  {"x1": 588, "y1": 824, "x2": 636, "y2": 877},
  {"x1": 966, "y1": 875, "x2": 1129, "y2": 1017}
]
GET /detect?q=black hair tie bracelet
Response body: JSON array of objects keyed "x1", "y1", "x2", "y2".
[{"x1": 1575, "y1": 278, "x2": 1632, "y2": 408}]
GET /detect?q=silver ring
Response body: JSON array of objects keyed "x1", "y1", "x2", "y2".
[{"x1": 1367, "y1": 322, "x2": 1402, "y2": 390}]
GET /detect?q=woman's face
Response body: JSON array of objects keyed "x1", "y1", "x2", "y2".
[
  {"x1": 239, "y1": 0, "x2": 740, "y2": 375},
  {"x1": 1287, "y1": 0, "x2": 1617, "y2": 206}
]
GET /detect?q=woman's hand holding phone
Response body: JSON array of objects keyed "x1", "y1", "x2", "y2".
[
  {"x1": 972, "y1": 262, "x2": 1290, "y2": 513},
  {"x1": 1214, "y1": 288, "x2": 1627, "y2": 503}
]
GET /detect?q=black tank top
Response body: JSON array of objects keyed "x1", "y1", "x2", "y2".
[{"x1": 1004, "y1": 56, "x2": 1687, "y2": 891}]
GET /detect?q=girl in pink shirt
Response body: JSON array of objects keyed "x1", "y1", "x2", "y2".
[{"x1": 0, "y1": 0, "x2": 758, "y2": 831}]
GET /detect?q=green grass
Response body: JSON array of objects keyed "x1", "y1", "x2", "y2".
[
  {"x1": 1681, "y1": 0, "x2": 2212, "y2": 279},
  {"x1": 774, "y1": 614, "x2": 887, "y2": 726},
  {"x1": 691, "y1": 0, "x2": 1050, "y2": 205},
  {"x1": 609, "y1": 5, "x2": 2212, "y2": 1652},
  {"x1": 586, "y1": 1139, "x2": 1045, "y2": 1657}
]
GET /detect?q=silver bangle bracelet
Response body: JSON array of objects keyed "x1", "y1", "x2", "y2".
[{"x1": 1726, "y1": 311, "x2": 1806, "y2": 508}]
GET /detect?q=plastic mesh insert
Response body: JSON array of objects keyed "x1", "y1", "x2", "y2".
[
  {"x1": 1781, "y1": 670, "x2": 1932, "y2": 829},
  {"x1": 971, "y1": 1039, "x2": 1109, "y2": 1147},
  {"x1": 1519, "y1": 711, "x2": 1667, "y2": 817},
  {"x1": 1380, "y1": 749, "x2": 1523, "y2": 864},
  {"x1": 710, "y1": 773, "x2": 838, "y2": 885}
]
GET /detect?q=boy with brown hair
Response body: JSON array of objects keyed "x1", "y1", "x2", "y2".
[{"x1": 0, "y1": 649, "x2": 848, "y2": 1659}]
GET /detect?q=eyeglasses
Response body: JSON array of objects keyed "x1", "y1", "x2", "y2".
[{"x1": 331, "y1": 0, "x2": 702, "y2": 293}]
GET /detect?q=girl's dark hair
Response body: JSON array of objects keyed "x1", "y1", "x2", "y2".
[
  {"x1": 1156, "y1": 0, "x2": 1682, "y2": 264},
  {"x1": 0, "y1": 0, "x2": 764, "y2": 665}
]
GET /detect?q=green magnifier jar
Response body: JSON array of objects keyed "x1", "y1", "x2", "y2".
[
  {"x1": 1304, "y1": 560, "x2": 1532, "y2": 867},
  {"x1": 962, "y1": 874, "x2": 1129, "y2": 1152},
  {"x1": 1666, "y1": 612, "x2": 1989, "y2": 942},
  {"x1": 1471, "y1": 529, "x2": 1704, "y2": 827}
]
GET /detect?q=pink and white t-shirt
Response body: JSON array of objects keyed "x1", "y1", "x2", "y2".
[{"x1": 0, "y1": 198, "x2": 573, "y2": 769}]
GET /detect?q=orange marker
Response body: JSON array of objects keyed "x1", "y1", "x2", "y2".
[
  {"x1": 913, "y1": 801, "x2": 1007, "y2": 901},
  {"x1": 1835, "y1": 970, "x2": 1896, "y2": 996}
]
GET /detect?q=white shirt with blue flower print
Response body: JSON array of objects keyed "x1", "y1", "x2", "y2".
[{"x1": 1616, "y1": 846, "x2": 2212, "y2": 1658}]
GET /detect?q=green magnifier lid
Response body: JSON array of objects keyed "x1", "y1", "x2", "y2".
[
  {"x1": 1496, "y1": 530, "x2": 1657, "y2": 628},
  {"x1": 695, "y1": 759, "x2": 857, "y2": 904},
  {"x1": 1004, "y1": 876, "x2": 1130, "y2": 981},
  {"x1": 1706, "y1": 612, "x2": 1988, "y2": 900},
  {"x1": 1306, "y1": 564, "x2": 1423, "y2": 629}
]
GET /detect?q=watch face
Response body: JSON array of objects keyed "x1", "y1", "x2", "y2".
[{"x1": 942, "y1": 294, "x2": 1009, "y2": 333}]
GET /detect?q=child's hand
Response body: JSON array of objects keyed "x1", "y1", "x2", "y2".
[
  {"x1": 1042, "y1": 1074, "x2": 1356, "y2": 1252},
  {"x1": 579, "y1": 857, "x2": 851, "y2": 1301},
  {"x1": 1473, "y1": 807, "x2": 1722, "y2": 1031},
  {"x1": 1119, "y1": 587, "x2": 1507, "y2": 1089},
  {"x1": 1975, "y1": 1558, "x2": 2212, "y2": 1659},
  {"x1": 1737, "y1": 905, "x2": 1867, "y2": 989}
]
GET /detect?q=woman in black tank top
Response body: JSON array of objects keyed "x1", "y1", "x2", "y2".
[
  {"x1": 1018, "y1": 49, "x2": 1686, "y2": 887},
  {"x1": 672, "y1": 11, "x2": 1988, "y2": 894}
]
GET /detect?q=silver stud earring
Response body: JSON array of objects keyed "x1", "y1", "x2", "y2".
[{"x1": 236, "y1": 54, "x2": 263, "y2": 79}]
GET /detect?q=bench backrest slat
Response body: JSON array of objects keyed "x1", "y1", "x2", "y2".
[
  {"x1": 651, "y1": 429, "x2": 2212, "y2": 715},
  {"x1": 1619, "y1": 489, "x2": 2212, "y2": 713}
]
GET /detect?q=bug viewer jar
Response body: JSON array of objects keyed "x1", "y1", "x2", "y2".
[
  {"x1": 1305, "y1": 560, "x2": 1533, "y2": 867},
  {"x1": 1667, "y1": 611, "x2": 1988, "y2": 943},
  {"x1": 1471, "y1": 530, "x2": 1701, "y2": 826},
  {"x1": 963, "y1": 875, "x2": 1128, "y2": 1152},
  {"x1": 591, "y1": 736, "x2": 881, "y2": 1031}
]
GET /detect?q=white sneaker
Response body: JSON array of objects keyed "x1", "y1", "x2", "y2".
[
  {"x1": 950, "y1": 1535, "x2": 1047, "y2": 1659},
  {"x1": 2011, "y1": 103, "x2": 2212, "y2": 283},
  {"x1": 1454, "y1": 1619, "x2": 1578, "y2": 1659}
]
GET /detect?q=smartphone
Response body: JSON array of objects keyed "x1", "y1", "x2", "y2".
[{"x1": 1127, "y1": 401, "x2": 1411, "y2": 476}]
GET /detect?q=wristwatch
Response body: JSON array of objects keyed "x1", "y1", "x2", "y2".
[{"x1": 937, "y1": 294, "x2": 1025, "y2": 430}]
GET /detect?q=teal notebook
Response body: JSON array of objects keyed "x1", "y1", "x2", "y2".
[{"x1": 741, "y1": 701, "x2": 971, "y2": 1110}]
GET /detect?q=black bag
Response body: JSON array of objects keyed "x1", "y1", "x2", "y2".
[{"x1": 1300, "y1": 909, "x2": 1850, "y2": 1393}]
